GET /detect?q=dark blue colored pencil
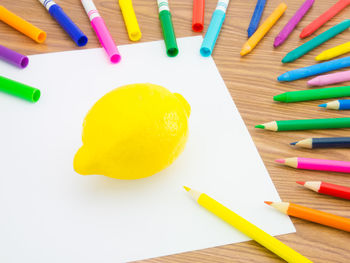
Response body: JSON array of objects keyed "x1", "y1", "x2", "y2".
[
  {"x1": 247, "y1": 0, "x2": 267, "y2": 37},
  {"x1": 291, "y1": 137, "x2": 350, "y2": 148}
]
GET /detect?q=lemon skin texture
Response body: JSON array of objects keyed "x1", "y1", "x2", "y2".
[{"x1": 73, "y1": 83, "x2": 190, "y2": 180}]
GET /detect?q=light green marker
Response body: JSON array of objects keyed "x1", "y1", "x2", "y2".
[
  {"x1": 282, "y1": 19, "x2": 350, "y2": 63},
  {"x1": 274, "y1": 86, "x2": 350, "y2": 103},
  {"x1": 0, "y1": 75, "x2": 40, "y2": 102}
]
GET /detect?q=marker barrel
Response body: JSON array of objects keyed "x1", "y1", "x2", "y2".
[
  {"x1": 119, "y1": 0, "x2": 142, "y2": 41},
  {"x1": 192, "y1": 0, "x2": 205, "y2": 32},
  {"x1": 0, "y1": 76, "x2": 40, "y2": 103},
  {"x1": 159, "y1": 10, "x2": 178, "y2": 57},
  {"x1": 0, "y1": 6, "x2": 46, "y2": 43},
  {"x1": 0, "y1": 44, "x2": 29, "y2": 68}
]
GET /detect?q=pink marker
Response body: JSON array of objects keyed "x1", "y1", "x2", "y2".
[
  {"x1": 308, "y1": 70, "x2": 350, "y2": 86},
  {"x1": 81, "y1": 0, "x2": 121, "y2": 63},
  {"x1": 276, "y1": 157, "x2": 350, "y2": 173}
]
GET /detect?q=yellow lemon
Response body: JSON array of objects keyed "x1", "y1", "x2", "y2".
[{"x1": 73, "y1": 83, "x2": 190, "y2": 179}]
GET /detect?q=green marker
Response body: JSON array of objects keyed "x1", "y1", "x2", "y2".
[
  {"x1": 255, "y1": 117, "x2": 350, "y2": 131},
  {"x1": 157, "y1": 0, "x2": 178, "y2": 57},
  {"x1": 0, "y1": 75, "x2": 40, "y2": 102},
  {"x1": 282, "y1": 19, "x2": 350, "y2": 63},
  {"x1": 274, "y1": 86, "x2": 350, "y2": 103}
]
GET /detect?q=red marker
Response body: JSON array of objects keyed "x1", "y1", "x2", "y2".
[
  {"x1": 192, "y1": 0, "x2": 205, "y2": 32},
  {"x1": 300, "y1": 0, "x2": 350, "y2": 38},
  {"x1": 297, "y1": 181, "x2": 350, "y2": 200}
]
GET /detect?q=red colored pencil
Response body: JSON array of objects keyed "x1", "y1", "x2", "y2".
[
  {"x1": 297, "y1": 181, "x2": 350, "y2": 200},
  {"x1": 300, "y1": 0, "x2": 350, "y2": 38},
  {"x1": 192, "y1": 0, "x2": 205, "y2": 32}
]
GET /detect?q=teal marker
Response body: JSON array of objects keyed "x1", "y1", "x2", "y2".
[
  {"x1": 157, "y1": 0, "x2": 178, "y2": 57},
  {"x1": 200, "y1": 0, "x2": 230, "y2": 57},
  {"x1": 282, "y1": 19, "x2": 350, "y2": 63}
]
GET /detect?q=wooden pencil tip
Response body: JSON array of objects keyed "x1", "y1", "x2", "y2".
[
  {"x1": 290, "y1": 141, "x2": 297, "y2": 146},
  {"x1": 275, "y1": 159, "x2": 285, "y2": 164},
  {"x1": 318, "y1": 104, "x2": 326, "y2": 108},
  {"x1": 264, "y1": 201, "x2": 273, "y2": 205},
  {"x1": 183, "y1": 186, "x2": 191, "y2": 192},
  {"x1": 296, "y1": 181, "x2": 305, "y2": 186}
]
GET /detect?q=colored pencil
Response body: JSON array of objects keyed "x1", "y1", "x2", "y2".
[
  {"x1": 265, "y1": 201, "x2": 350, "y2": 232},
  {"x1": 200, "y1": 0, "x2": 230, "y2": 57},
  {"x1": 282, "y1": 19, "x2": 350, "y2": 63},
  {"x1": 300, "y1": 0, "x2": 350, "y2": 38},
  {"x1": 278, "y1": 56, "x2": 350, "y2": 82},
  {"x1": 241, "y1": 3, "x2": 287, "y2": 56},
  {"x1": 308, "y1": 70, "x2": 350, "y2": 86},
  {"x1": 157, "y1": 0, "x2": 178, "y2": 57},
  {"x1": 275, "y1": 157, "x2": 350, "y2": 173},
  {"x1": 119, "y1": 0, "x2": 142, "y2": 41},
  {"x1": 274, "y1": 86, "x2": 350, "y2": 103},
  {"x1": 297, "y1": 181, "x2": 350, "y2": 200},
  {"x1": 192, "y1": 0, "x2": 205, "y2": 32},
  {"x1": 291, "y1": 137, "x2": 350, "y2": 149},
  {"x1": 0, "y1": 5, "x2": 46, "y2": 43},
  {"x1": 256, "y1": 117, "x2": 350, "y2": 131},
  {"x1": 319, "y1": 99, "x2": 350, "y2": 110},
  {"x1": 247, "y1": 0, "x2": 266, "y2": 38},
  {"x1": 81, "y1": 0, "x2": 121, "y2": 63},
  {"x1": 184, "y1": 187, "x2": 312, "y2": 263},
  {"x1": 316, "y1": 41, "x2": 350, "y2": 61},
  {"x1": 274, "y1": 0, "x2": 314, "y2": 48},
  {"x1": 38, "y1": 0, "x2": 88, "y2": 46}
]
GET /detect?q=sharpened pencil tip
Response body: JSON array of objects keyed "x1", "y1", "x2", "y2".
[
  {"x1": 318, "y1": 104, "x2": 326, "y2": 108},
  {"x1": 255, "y1": 124, "x2": 265, "y2": 129},
  {"x1": 183, "y1": 186, "x2": 191, "y2": 192},
  {"x1": 296, "y1": 181, "x2": 305, "y2": 186},
  {"x1": 290, "y1": 142, "x2": 297, "y2": 145},
  {"x1": 275, "y1": 159, "x2": 285, "y2": 164},
  {"x1": 264, "y1": 201, "x2": 273, "y2": 205}
]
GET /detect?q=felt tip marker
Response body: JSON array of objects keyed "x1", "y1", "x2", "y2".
[
  {"x1": 81, "y1": 0, "x2": 121, "y2": 63},
  {"x1": 0, "y1": 44, "x2": 28, "y2": 68}
]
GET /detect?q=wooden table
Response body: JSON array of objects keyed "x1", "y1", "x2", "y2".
[{"x1": 1, "y1": 0, "x2": 349, "y2": 262}]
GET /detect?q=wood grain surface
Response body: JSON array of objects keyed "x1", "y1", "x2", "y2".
[{"x1": 1, "y1": 0, "x2": 350, "y2": 262}]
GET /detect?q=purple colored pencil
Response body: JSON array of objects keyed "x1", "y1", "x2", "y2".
[
  {"x1": 0, "y1": 44, "x2": 28, "y2": 68},
  {"x1": 274, "y1": 0, "x2": 315, "y2": 47}
]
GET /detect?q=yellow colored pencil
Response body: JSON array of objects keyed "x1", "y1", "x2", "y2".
[
  {"x1": 241, "y1": 3, "x2": 287, "y2": 56},
  {"x1": 184, "y1": 186, "x2": 312, "y2": 263},
  {"x1": 316, "y1": 41, "x2": 350, "y2": 61}
]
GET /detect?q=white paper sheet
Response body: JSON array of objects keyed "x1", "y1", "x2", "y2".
[{"x1": 0, "y1": 36, "x2": 295, "y2": 263}]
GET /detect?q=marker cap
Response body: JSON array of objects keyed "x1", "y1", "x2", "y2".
[{"x1": 0, "y1": 76, "x2": 40, "y2": 103}]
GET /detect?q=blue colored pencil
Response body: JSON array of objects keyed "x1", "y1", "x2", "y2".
[
  {"x1": 278, "y1": 56, "x2": 350, "y2": 82},
  {"x1": 247, "y1": 0, "x2": 267, "y2": 37},
  {"x1": 319, "y1": 99, "x2": 350, "y2": 110}
]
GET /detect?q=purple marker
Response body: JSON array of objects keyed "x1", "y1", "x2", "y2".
[
  {"x1": 274, "y1": 0, "x2": 314, "y2": 48},
  {"x1": 0, "y1": 44, "x2": 29, "y2": 68}
]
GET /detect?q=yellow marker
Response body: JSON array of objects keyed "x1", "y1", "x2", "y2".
[
  {"x1": 0, "y1": 5, "x2": 46, "y2": 43},
  {"x1": 118, "y1": 0, "x2": 142, "y2": 41},
  {"x1": 241, "y1": 3, "x2": 287, "y2": 56},
  {"x1": 184, "y1": 187, "x2": 313, "y2": 263},
  {"x1": 316, "y1": 41, "x2": 350, "y2": 61}
]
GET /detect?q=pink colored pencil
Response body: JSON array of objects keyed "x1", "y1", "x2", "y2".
[
  {"x1": 276, "y1": 157, "x2": 350, "y2": 173},
  {"x1": 274, "y1": 0, "x2": 314, "y2": 47},
  {"x1": 308, "y1": 70, "x2": 350, "y2": 86}
]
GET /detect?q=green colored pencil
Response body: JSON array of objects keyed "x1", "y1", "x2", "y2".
[
  {"x1": 255, "y1": 117, "x2": 350, "y2": 131},
  {"x1": 274, "y1": 86, "x2": 350, "y2": 103},
  {"x1": 282, "y1": 19, "x2": 350, "y2": 63}
]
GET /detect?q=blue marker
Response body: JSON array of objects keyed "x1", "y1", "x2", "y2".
[
  {"x1": 319, "y1": 99, "x2": 350, "y2": 110},
  {"x1": 247, "y1": 0, "x2": 266, "y2": 38},
  {"x1": 278, "y1": 56, "x2": 350, "y2": 82},
  {"x1": 200, "y1": 0, "x2": 230, "y2": 57},
  {"x1": 38, "y1": 0, "x2": 88, "y2": 46}
]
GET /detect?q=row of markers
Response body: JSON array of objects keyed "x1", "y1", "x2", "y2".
[{"x1": 238, "y1": 1, "x2": 350, "y2": 234}]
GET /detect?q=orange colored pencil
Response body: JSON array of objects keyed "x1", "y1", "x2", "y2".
[{"x1": 265, "y1": 201, "x2": 350, "y2": 232}]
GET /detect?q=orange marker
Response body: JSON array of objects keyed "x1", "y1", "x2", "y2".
[
  {"x1": 0, "y1": 5, "x2": 46, "y2": 43},
  {"x1": 265, "y1": 201, "x2": 350, "y2": 232},
  {"x1": 241, "y1": 2, "x2": 287, "y2": 56}
]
